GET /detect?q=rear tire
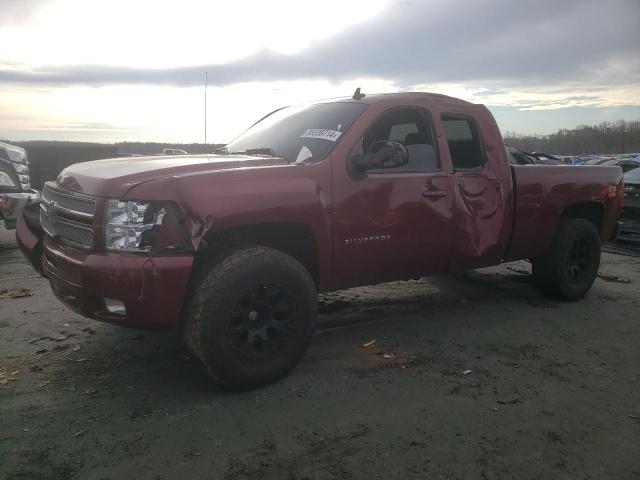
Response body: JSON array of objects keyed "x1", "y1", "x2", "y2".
[
  {"x1": 532, "y1": 218, "x2": 601, "y2": 300},
  {"x1": 183, "y1": 246, "x2": 317, "y2": 390}
]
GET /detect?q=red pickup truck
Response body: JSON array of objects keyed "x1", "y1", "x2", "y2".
[{"x1": 16, "y1": 92, "x2": 623, "y2": 389}]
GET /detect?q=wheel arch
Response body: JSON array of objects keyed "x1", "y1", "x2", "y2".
[
  {"x1": 196, "y1": 221, "x2": 320, "y2": 286},
  {"x1": 560, "y1": 202, "x2": 604, "y2": 236}
]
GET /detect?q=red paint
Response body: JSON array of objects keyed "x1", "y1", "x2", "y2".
[
  {"x1": 15, "y1": 93, "x2": 623, "y2": 330},
  {"x1": 504, "y1": 165, "x2": 622, "y2": 261},
  {"x1": 42, "y1": 238, "x2": 193, "y2": 329}
]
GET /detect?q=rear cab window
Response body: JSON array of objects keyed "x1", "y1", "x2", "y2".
[{"x1": 441, "y1": 115, "x2": 484, "y2": 170}]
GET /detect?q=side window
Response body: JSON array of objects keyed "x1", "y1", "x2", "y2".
[
  {"x1": 441, "y1": 116, "x2": 484, "y2": 170},
  {"x1": 361, "y1": 108, "x2": 439, "y2": 172},
  {"x1": 389, "y1": 123, "x2": 418, "y2": 143}
]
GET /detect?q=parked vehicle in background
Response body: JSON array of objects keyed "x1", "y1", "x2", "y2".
[
  {"x1": 600, "y1": 158, "x2": 640, "y2": 173},
  {"x1": 584, "y1": 157, "x2": 614, "y2": 165},
  {"x1": 615, "y1": 167, "x2": 640, "y2": 246},
  {"x1": 530, "y1": 152, "x2": 564, "y2": 165},
  {"x1": 506, "y1": 145, "x2": 537, "y2": 165},
  {"x1": 506, "y1": 145, "x2": 563, "y2": 165},
  {"x1": 560, "y1": 155, "x2": 585, "y2": 165},
  {"x1": 15, "y1": 91, "x2": 624, "y2": 389},
  {"x1": 161, "y1": 148, "x2": 188, "y2": 155},
  {"x1": 0, "y1": 141, "x2": 39, "y2": 229}
]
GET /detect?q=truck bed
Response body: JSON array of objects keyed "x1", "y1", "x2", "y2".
[{"x1": 504, "y1": 165, "x2": 623, "y2": 261}]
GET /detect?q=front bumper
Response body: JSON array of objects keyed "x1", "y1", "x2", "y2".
[
  {"x1": 0, "y1": 191, "x2": 40, "y2": 229},
  {"x1": 616, "y1": 217, "x2": 640, "y2": 244},
  {"x1": 615, "y1": 196, "x2": 640, "y2": 245},
  {"x1": 29, "y1": 233, "x2": 194, "y2": 330}
]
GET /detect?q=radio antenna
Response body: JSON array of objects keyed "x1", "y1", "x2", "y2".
[{"x1": 204, "y1": 72, "x2": 208, "y2": 144}]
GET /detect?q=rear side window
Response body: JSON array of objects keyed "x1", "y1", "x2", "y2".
[{"x1": 441, "y1": 116, "x2": 484, "y2": 170}]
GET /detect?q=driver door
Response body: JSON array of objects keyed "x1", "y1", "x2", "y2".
[{"x1": 331, "y1": 106, "x2": 454, "y2": 289}]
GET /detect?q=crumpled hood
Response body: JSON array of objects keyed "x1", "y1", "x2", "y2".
[{"x1": 55, "y1": 154, "x2": 290, "y2": 197}]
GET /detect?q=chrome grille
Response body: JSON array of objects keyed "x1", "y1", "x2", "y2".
[
  {"x1": 40, "y1": 208, "x2": 94, "y2": 248},
  {"x1": 42, "y1": 184, "x2": 96, "y2": 217},
  {"x1": 40, "y1": 184, "x2": 96, "y2": 249}
]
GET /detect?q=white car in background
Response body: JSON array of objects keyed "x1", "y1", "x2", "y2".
[{"x1": 161, "y1": 148, "x2": 188, "y2": 155}]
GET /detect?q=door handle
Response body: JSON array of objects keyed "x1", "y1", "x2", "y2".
[{"x1": 423, "y1": 190, "x2": 447, "y2": 199}]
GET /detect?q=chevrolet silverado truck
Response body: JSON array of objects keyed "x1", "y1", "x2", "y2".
[
  {"x1": 0, "y1": 141, "x2": 39, "y2": 229},
  {"x1": 15, "y1": 92, "x2": 624, "y2": 390}
]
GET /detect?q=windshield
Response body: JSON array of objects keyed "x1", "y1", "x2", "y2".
[
  {"x1": 223, "y1": 102, "x2": 367, "y2": 163},
  {"x1": 624, "y1": 166, "x2": 640, "y2": 182}
]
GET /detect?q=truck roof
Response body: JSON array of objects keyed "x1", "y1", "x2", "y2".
[{"x1": 327, "y1": 91, "x2": 478, "y2": 109}]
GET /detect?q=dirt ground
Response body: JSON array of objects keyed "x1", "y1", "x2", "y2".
[{"x1": 1, "y1": 224, "x2": 639, "y2": 480}]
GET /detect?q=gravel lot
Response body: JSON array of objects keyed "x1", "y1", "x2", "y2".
[{"x1": 1, "y1": 224, "x2": 639, "y2": 479}]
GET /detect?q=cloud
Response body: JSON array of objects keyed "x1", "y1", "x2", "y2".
[
  {"x1": 2, "y1": 0, "x2": 639, "y2": 87},
  {"x1": 0, "y1": 0, "x2": 52, "y2": 26},
  {"x1": 1, "y1": 0, "x2": 639, "y2": 115}
]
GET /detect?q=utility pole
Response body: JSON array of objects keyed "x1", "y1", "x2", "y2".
[{"x1": 204, "y1": 72, "x2": 208, "y2": 144}]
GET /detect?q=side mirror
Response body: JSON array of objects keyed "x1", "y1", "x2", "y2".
[{"x1": 348, "y1": 140, "x2": 409, "y2": 176}]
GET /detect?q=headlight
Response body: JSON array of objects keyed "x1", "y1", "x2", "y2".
[
  {"x1": 6, "y1": 148, "x2": 26, "y2": 164},
  {"x1": 13, "y1": 163, "x2": 28, "y2": 174},
  {"x1": 0, "y1": 171, "x2": 16, "y2": 187},
  {"x1": 105, "y1": 199, "x2": 161, "y2": 251}
]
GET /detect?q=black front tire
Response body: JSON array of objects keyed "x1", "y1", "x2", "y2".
[
  {"x1": 532, "y1": 218, "x2": 601, "y2": 300},
  {"x1": 183, "y1": 246, "x2": 317, "y2": 390}
]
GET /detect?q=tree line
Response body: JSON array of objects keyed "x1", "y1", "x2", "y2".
[
  {"x1": 5, "y1": 119, "x2": 640, "y2": 157},
  {"x1": 4, "y1": 140, "x2": 225, "y2": 156},
  {"x1": 504, "y1": 120, "x2": 640, "y2": 155}
]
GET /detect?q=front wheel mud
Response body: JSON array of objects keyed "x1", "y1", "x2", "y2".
[{"x1": 182, "y1": 246, "x2": 317, "y2": 390}]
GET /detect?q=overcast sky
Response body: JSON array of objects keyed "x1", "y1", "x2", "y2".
[{"x1": 0, "y1": 0, "x2": 638, "y2": 143}]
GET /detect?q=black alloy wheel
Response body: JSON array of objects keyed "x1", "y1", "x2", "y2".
[
  {"x1": 183, "y1": 245, "x2": 317, "y2": 390},
  {"x1": 566, "y1": 238, "x2": 592, "y2": 284},
  {"x1": 228, "y1": 283, "x2": 295, "y2": 359},
  {"x1": 532, "y1": 217, "x2": 601, "y2": 301}
]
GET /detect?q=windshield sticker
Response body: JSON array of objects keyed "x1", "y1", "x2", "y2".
[
  {"x1": 301, "y1": 128, "x2": 342, "y2": 142},
  {"x1": 295, "y1": 145, "x2": 313, "y2": 164}
]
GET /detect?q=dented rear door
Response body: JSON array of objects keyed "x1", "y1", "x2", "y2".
[{"x1": 436, "y1": 108, "x2": 513, "y2": 271}]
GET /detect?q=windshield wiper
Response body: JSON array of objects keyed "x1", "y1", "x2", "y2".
[{"x1": 228, "y1": 147, "x2": 279, "y2": 158}]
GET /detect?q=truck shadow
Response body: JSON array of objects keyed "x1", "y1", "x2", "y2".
[
  {"x1": 317, "y1": 269, "x2": 557, "y2": 332},
  {"x1": 48, "y1": 269, "x2": 550, "y2": 398}
]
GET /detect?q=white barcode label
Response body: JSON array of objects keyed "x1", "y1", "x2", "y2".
[{"x1": 301, "y1": 128, "x2": 342, "y2": 142}]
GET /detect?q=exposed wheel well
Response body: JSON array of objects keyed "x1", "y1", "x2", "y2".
[
  {"x1": 561, "y1": 202, "x2": 604, "y2": 234},
  {"x1": 197, "y1": 222, "x2": 319, "y2": 284}
]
